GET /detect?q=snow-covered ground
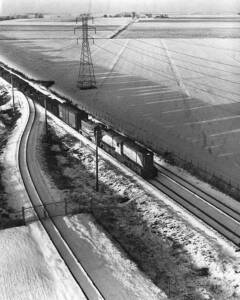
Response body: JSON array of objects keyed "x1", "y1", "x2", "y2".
[
  {"x1": 1, "y1": 75, "x2": 240, "y2": 299},
  {"x1": 1, "y1": 20, "x2": 240, "y2": 194},
  {"x1": 0, "y1": 223, "x2": 85, "y2": 300},
  {"x1": 0, "y1": 79, "x2": 167, "y2": 299},
  {"x1": 54, "y1": 214, "x2": 165, "y2": 299},
  {"x1": 37, "y1": 101, "x2": 166, "y2": 299},
  {"x1": 1, "y1": 33, "x2": 240, "y2": 195},
  {"x1": 44, "y1": 111, "x2": 240, "y2": 300},
  {"x1": 1, "y1": 86, "x2": 30, "y2": 211},
  {"x1": 0, "y1": 82, "x2": 86, "y2": 300}
]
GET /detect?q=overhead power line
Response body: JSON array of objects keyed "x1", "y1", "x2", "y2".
[
  {"x1": 169, "y1": 39, "x2": 240, "y2": 54},
  {"x1": 93, "y1": 42, "x2": 240, "y2": 103},
  {"x1": 109, "y1": 39, "x2": 240, "y2": 85},
  {"x1": 135, "y1": 39, "x2": 240, "y2": 70}
]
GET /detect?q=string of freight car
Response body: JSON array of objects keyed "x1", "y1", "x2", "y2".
[{"x1": 0, "y1": 62, "x2": 157, "y2": 179}]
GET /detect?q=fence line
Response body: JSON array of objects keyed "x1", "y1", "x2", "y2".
[{"x1": 0, "y1": 199, "x2": 91, "y2": 230}]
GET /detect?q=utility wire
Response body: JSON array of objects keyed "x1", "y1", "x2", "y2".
[
  {"x1": 94, "y1": 40, "x2": 240, "y2": 97},
  {"x1": 168, "y1": 38, "x2": 240, "y2": 54},
  {"x1": 134, "y1": 38, "x2": 240, "y2": 70},
  {"x1": 110, "y1": 38, "x2": 240, "y2": 85},
  {"x1": 125, "y1": 39, "x2": 240, "y2": 76},
  {"x1": 94, "y1": 42, "x2": 177, "y2": 82},
  {"x1": 93, "y1": 42, "x2": 240, "y2": 103}
]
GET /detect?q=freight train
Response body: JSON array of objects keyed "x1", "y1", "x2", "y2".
[{"x1": 0, "y1": 65, "x2": 157, "y2": 179}]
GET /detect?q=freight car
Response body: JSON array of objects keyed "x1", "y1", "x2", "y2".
[
  {"x1": 100, "y1": 128, "x2": 157, "y2": 179},
  {"x1": 59, "y1": 104, "x2": 87, "y2": 131},
  {"x1": 0, "y1": 65, "x2": 157, "y2": 179}
]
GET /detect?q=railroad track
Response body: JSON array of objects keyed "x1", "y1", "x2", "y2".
[
  {"x1": 150, "y1": 163, "x2": 240, "y2": 246},
  {"x1": 46, "y1": 103, "x2": 240, "y2": 247},
  {"x1": 18, "y1": 96, "x2": 104, "y2": 300}
]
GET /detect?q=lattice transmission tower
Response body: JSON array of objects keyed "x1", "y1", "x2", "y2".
[{"x1": 74, "y1": 14, "x2": 97, "y2": 90}]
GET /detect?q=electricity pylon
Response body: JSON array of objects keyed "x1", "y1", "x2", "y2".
[{"x1": 74, "y1": 14, "x2": 97, "y2": 90}]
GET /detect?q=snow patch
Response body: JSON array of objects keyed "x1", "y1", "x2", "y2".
[{"x1": 0, "y1": 223, "x2": 85, "y2": 300}]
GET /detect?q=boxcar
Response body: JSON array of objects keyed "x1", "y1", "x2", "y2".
[
  {"x1": 100, "y1": 129, "x2": 157, "y2": 179},
  {"x1": 46, "y1": 97, "x2": 59, "y2": 117},
  {"x1": 59, "y1": 103, "x2": 77, "y2": 129}
]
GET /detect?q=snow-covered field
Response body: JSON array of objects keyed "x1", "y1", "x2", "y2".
[
  {"x1": 0, "y1": 19, "x2": 240, "y2": 299},
  {"x1": 0, "y1": 84, "x2": 87, "y2": 300},
  {"x1": 0, "y1": 80, "x2": 24, "y2": 227},
  {"x1": 0, "y1": 223, "x2": 85, "y2": 300},
  {"x1": 0, "y1": 80, "x2": 166, "y2": 299},
  {"x1": 0, "y1": 18, "x2": 240, "y2": 192},
  {"x1": 0, "y1": 65, "x2": 240, "y2": 298},
  {"x1": 119, "y1": 18, "x2": 240, "y2": 38}
]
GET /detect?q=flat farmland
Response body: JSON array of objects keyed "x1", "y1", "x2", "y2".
[
  {"x1": 119, "y1": 17, "x2": 240, "y2": 38},
  {"x1": 1, "y1": 17, "x2": 240, "y2": 188}
]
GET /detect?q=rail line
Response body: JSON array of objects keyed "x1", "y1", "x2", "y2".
[
  {"x1": 43, "y1": 99, "x2": 240, "y2": 248},
  {"x1": 151, "y1": 162, "x2": 240, "y2": 246},
  {"x1": 18, "y1": 95, "x2": 104, "y2": 300}
]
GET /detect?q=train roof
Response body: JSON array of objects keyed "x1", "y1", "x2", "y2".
[
  {"x1": 102, "y1": 128, "x2": 125, "y2": 141},
  {"x1": 1, "y1": 65, "x2": 66, "y2": 104},
  {"x1": 30, "y1": 82, "x2": 66, "y2": 104},
  {"x1": 123, "y1": 138, "x2": 153, "y2": 155}
]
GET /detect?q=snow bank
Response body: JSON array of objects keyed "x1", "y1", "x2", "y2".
[
  {"x1": 46, "y1": 113, "x2": 240, "y2": 299},
  {"x1": 0, "y1": 223, "x2": 85, "y2": 300},
  {"x1": 58, "y1": 214, "x2": 166, "y2": 300},
  {"x1": 0, "y1": 80, "x2": 86, "y2": 300},
  {"x1": 0, "y1": 89, "x2": 30, "y2": 211}
]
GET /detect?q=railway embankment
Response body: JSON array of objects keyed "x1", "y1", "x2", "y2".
[
  {"x1": 1, "y1": 60, "x2": 240, "y2": 204},
  {"x1": 1, "y1": 65, "x2": 240, "y2": 298},
  {"x1": 39, "y1": 114, "x2": 240, "y2": 300},
  {"x1": 0, "y1": 90, "x2": 22, "y2": 229}
]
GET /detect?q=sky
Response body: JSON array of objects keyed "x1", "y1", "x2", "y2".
[{"x1": 1, "y1": 0, "x2": 240, "y2": 15}]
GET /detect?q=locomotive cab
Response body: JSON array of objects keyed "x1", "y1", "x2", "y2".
[
  {"x1": 101, "y1": 129, "x2": 124, "y2": 155},
  {"x1": 122, "y1": 140, "x2": 157, "y2": 179}
]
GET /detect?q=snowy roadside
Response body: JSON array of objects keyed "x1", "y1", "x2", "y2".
[
  {"x1": 0, "y1": 79, "x2": 23, "y2": 227},
  {"x1": 0, "y1": 222, "x2": 86, "y2": 300},
  {"x1": 42, "y1": 112, "x2": 240, "y2": 300},
  {"x1": 0, "y1": 81, "x2": 86, "y2": 300},
  {"x1": 1, "y1": 88, "x2": 30, "y2": 212},
  {"x1": 36, "y1": 102, "x2": 166, "y2": 299}
]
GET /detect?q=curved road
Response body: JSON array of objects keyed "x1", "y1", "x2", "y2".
[
  {"x1": 18, "y1": 96, "x2": 104, "y2": 300},
  {"x1": 18, "y1": 95, "x2": 160, "y2": 300}
]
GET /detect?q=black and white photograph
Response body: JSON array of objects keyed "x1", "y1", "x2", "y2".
[{"x1": 0, "y1": 0, "x2": 240, "y2": 299}]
